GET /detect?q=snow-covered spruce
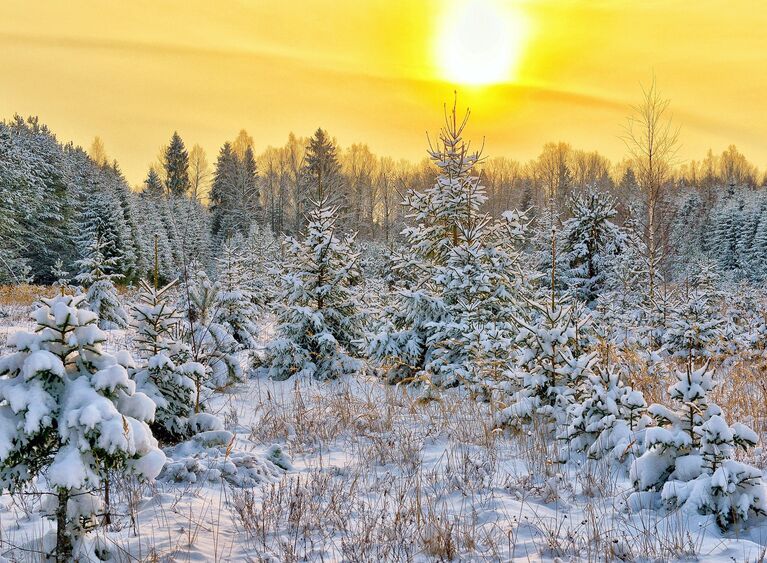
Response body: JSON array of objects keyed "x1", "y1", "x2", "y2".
[
  {"x1": 565, "y1": 366, "x2": 649, "y2": 462},
  {"x1": 74, "y1": 232, "x2": 129, "y2": 329},
  {"x1": 240, "y1": 222, "x2": 281, "y2": 306},
  {"x1": 50, "y1": 258, "x2": 73, "y2": 295},
  {"x1": 0, "y1": 295, "x2": 165, "y2": 561},
  {"x1": 630, "y1": 359, "x2": 766, "y2": 529},
  {"x1": 214, "y1": 237, "x2": 259, "y2": 349},
  {"x1": 369, "y1": 99, "x2": 527, "y2": 388},
  {"x1": 559, "y1": 187, "x2": 626, "y2": 306},
  {"x1": 497, "y1": 294, "x2": 596, "y2": 428},
  {"x1": 180, "y1": 268, "x2": 242, "y2": 389},
  {"x1": 259, "y1": 197, "x2": 362, "y2": 380},
  {"x1": 130, "y1": 278, "x2": 198, "y2": 443}
]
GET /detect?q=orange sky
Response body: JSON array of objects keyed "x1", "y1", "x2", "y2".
[{"x1": 1, "y1": 0, "x2": 766, "y2": 184}]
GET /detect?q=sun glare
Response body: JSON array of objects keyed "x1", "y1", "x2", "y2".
[{"x1": 436, "y1": 0, "x2": 527, "y2": 86}]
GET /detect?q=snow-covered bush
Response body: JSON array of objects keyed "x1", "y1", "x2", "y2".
[
  {"x1": 565, "y1": 366, "x2": 649, "y2": 462},
  {"x1": 0, "y1": 295, "x2": 165, "y2": 560},
  {"x1": 161, "y1": 429, "x2": 289, "y2": 488},
  {"x1": 630, "y1": 360, "x2": 766, "y2": 529},
  {"x1": 259, "y1": 197, "x2": 362, "y2": 381},
  {"x1": 131, "y1": 278, "x2": 198, "y2": 443}
]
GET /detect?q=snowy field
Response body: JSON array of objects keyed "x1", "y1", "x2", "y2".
[{"x1": 0, "y1": 311, "x2": 765, "y2": 562}]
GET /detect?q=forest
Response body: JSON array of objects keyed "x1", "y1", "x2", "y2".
[{"x1": 0, "y1": 86, "x2": 767, "y2": 562}]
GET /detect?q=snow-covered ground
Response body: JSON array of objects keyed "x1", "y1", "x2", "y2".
[{"x1": 1, "y1": 315, "x2": 766, "y2": 562}]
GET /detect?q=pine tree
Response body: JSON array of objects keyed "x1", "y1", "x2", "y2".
[
  {"x1": 214, "y1": 237, "x2": 259, "y2": 349},
  {"x1": 164, "y1": 131, "x2": 190, "y2": 197},
  {"x1": 0, "y1": 295, "x2": 165, "y2": 560},
  {"x1": 260, "y1": 195, "x2": 362, "y2": 380},
  {"x1": 75, "y1": 233, "x2": 129, "y2": 330}
]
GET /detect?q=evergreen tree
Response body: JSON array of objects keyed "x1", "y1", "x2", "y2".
[
  {"x1": 302, "y1": 128, "x2": 343, "y2": 225},
  {"x1": 241, "y1": 222, "x2": 280, "y2": 306},
  {"x1": 214, "y1": 237, "x2": 259, "y2": 349},
  {"x1": 164, "y1": 131, "x2": 190, "y2": 197},
  {"x1": 131, "y1": 278, "x2": 197, "y2": 443},
  {"x1": 560, "y1": 188, "x2": 625, "y2": 305},
  {"x1": 209, "y1": 140, "x2": 261, "y2": 241},
  {"x1": 138, "y1": 174, "x2": 176, "y2": 283},
  {"x1": 50, "y1": 259, "x2": 72, "y2": 295},
  {"x1": 74, "y1": 232, "x2": 129, "y2": 330},
  {"x1": 566, "y1": 366, "x2": 649, "y2": 461},
  {"x1": 630, "y1": 361, "x2": 766, "y2": 529},
  {"x1": 259, "y1": 196, "x2": 362, "y2": 380},
  {"x1": 498, "y1": 292, "x2": 596, "y2": 427},
  {"x1": 210, "y1": 142, "x2": 239, "y2": 240},
  {"x1": 0, "y1": 295, "x2": 165, "y2": 560},
  {"x1": 180, "y1": 269, "x2": 242, "y2": 390},
  {"x1": 369, "y1": 100, "x2": 527, "y2": 387}
]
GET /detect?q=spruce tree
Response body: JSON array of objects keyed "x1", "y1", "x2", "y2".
[
  {"x1": 164, "y1": 131, "x2": 190, "y2": 197},
  {"x1": 181, "y1": 269, "x2": 242, "y2": 390},
  {"x1": 260, "y1": 195, "x2": 362, "y2": 381},
  {"x1": 241, "y1": 222, "x2": 280, "y2": 306},
  {"x1": 302, "y1": 128, "x2": 343, "y2": 227},
  {"x1": 631, "y1": 285, "x2": 765, "y2": 528},
  {"x1": 131, "y1": 273, "x2": 197, "y2": 443},
  {"x1": 75, "y1": 233, "x2": 129, "y2": 330},
  {"x1": 0, "y1": 295, "x2": 165, "y2": 561},
  {"x1": 560, "y1": 188, "x2": 625, "y2": 305},
  {"x1": 566, "y1": 366, "x2": 649, "y2": 461},
  {"x1": 214, "y1": 237, "x2": 259, "y2": 349},
  {"x1": 369, "y1": 99, "x2": 527, "y2": 387}
]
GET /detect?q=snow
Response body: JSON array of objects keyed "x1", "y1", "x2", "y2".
[{"x1": 48, "y1": 445, "x2": 93, "y2": 489}]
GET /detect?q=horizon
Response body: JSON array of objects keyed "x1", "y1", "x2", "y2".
[{"x1": 2, "y1": 0, "x2": 767, "y2": 185}]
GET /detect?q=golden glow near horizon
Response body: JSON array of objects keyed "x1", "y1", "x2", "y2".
[
  {"x1": 1, "y1": 1, "x2": 767, "y2": 184},
  {"x1": 437, "y1": 0, "x2": 528, "y2": 85}
]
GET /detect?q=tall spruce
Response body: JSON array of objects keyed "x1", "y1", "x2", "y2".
[{"x1": 164, "y1": 131, "x2": 190, "y2": 197}]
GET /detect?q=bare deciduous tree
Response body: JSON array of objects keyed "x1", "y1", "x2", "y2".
[{"x1": 622, "y1": 77, "x2": 679, "y2": 301}]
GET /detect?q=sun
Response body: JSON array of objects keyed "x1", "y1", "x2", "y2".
[{"x1": 436, "y1": 0, "x2": 528, "y2": 86}]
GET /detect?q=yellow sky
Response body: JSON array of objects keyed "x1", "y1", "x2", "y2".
[{"x1": 1, "y1": 0, "x2": 766, "y2": 184}]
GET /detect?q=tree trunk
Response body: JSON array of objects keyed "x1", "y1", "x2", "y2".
[{"x1": 56, "y1": 488, "x2": 73, "y2": 563}]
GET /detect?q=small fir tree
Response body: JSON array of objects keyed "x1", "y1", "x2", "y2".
[
  {"x1": 181, "y1": 269, "x2": 243, "y2": 390},
  {"x1": 214, "y1": 237, "x2": 259, "y2": 349},
  {"x1": 0, "y1": 295, "x2": 165, "y2": 561},
  {"x1": 131, "y1": 277, "x2": 197, "y2": 443},
  {"x1": 75, "y1": 233, "x2": 129, "y2": 329}
]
